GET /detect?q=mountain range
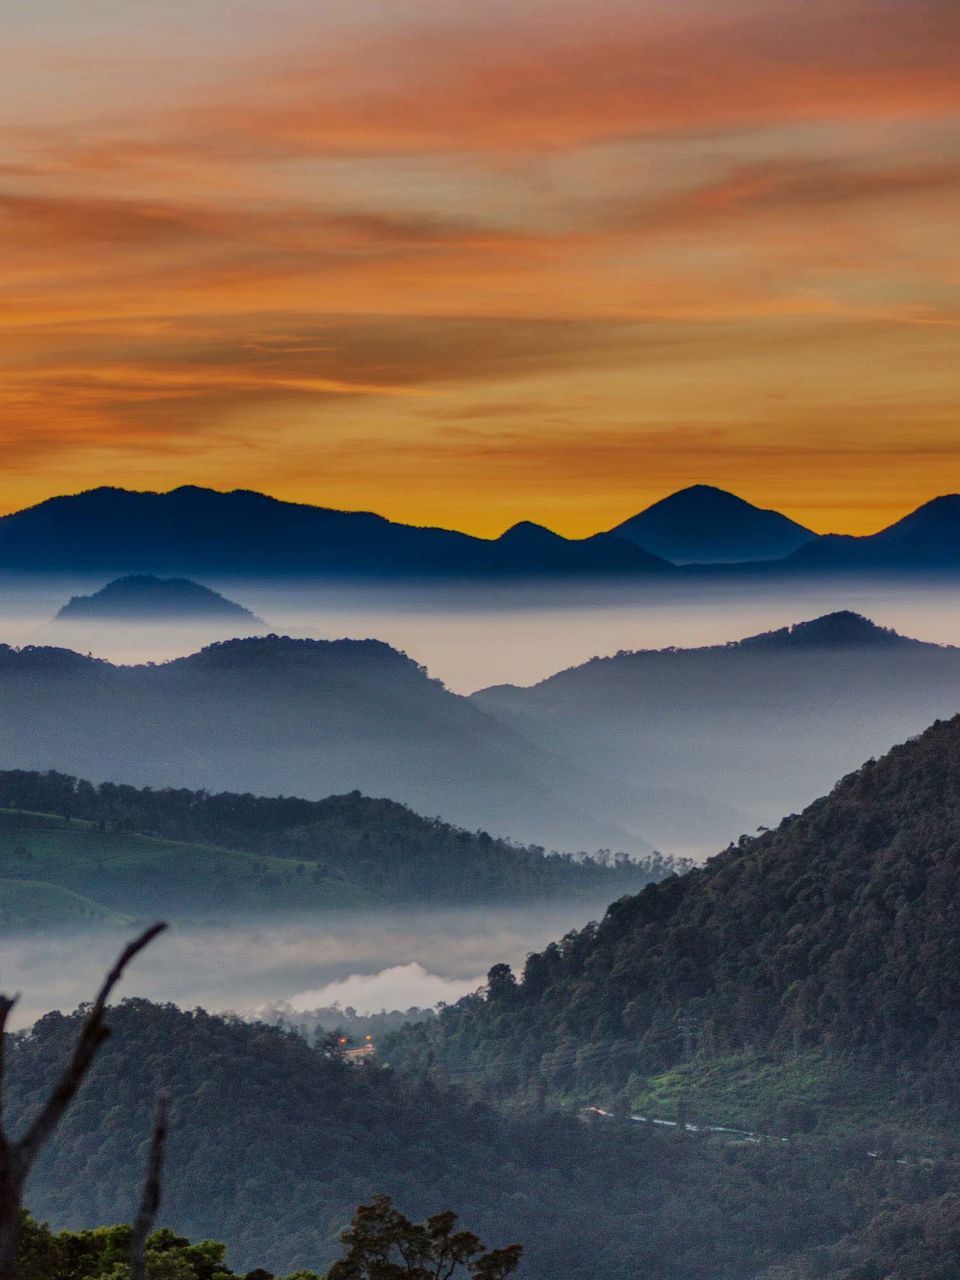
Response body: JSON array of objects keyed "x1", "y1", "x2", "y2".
[
  {"x1": 2, "y1": 483, "x2": 960, "y2": 576},
  {"x1": 473, "y1": 612, "x2": 960, "y2": 844},
  {"x1": 0, "y1": 486, "x2": 671, "y2": 578},
  {"x1": 1, "y1": 615, "x2": 959, "y2": 857},
  {"x1": 0, "y1": 634, "x2": 697, "y2": 855}
]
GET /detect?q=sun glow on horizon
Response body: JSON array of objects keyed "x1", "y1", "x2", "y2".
[{"x1": 1, "y1": 0, "x2": 958, "y2": 533}]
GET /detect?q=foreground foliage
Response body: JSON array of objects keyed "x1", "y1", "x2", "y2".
[{"x1": 16, "y1": 1197, "x2": 519, "y2": 1280}]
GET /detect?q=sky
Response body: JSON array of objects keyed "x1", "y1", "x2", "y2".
[{"x1": 2, "y1": 0, "x2": 959, "y2": 536}]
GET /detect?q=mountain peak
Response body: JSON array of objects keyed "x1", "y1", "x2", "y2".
[
  {"x1": 54, "y1": 574, "x2": 264, "y2": 624},
  {"x1": 735, "y1": 611, "x2": 918, "y2": 651},
  {"x1": 610, "y1": 486, "x2": 815, "y2": 565},
  {"x1": 498, "y1": 521, "x2": 565, "y2": 544}
]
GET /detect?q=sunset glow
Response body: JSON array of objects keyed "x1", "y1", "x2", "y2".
[{"x1": 3, "y1": 0, "x2": 959, "y2": 534}]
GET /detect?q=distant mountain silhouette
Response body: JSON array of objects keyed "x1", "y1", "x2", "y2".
[
  {"x1": 0, "y1": 633, "x2": 718, "y2": 856},
  {"x1": 55, "y1": 575, "x2": 264, "y2": 623},
  {"x1": 496, "y1": 522, "x2": 669, "y2": 573},
  {"x1": 610, "y1": 485, "x2": 816, "y2": 563},
  {"x1": 0, "y1": 486, "x2": 672, "y2": 578},
  {"x1": 787, "y1": 494, "x2": 960, "y2": 571},
  {"x1": 473, "y1": 612, "x2": 960, "y2": 845},
  {"x1": 732, "y1": 610, "x2": 915, "y2": 650}
]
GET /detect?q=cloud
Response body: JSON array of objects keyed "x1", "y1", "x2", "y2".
[
  {"x1": 287, "y1": 962, "x2": 485, "y2": 1013},
  {"x1": 0, "y1": 0, "x2": 958, "y2": 528}
]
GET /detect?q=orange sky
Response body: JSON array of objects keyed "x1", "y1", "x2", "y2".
[{"x1": 2, "y1": 0, "x2": 959, "y2": 536}]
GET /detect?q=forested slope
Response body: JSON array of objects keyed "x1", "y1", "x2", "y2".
[
  {"x1": 0, "y1": 772, "x2": 679, "y2": 913},
  {"x1": 6, "y1": 1001, "x2": 950, "y2": 1280},
  {"x1": 387, "y1": 714, "x2": 960, "y2": 1115}
]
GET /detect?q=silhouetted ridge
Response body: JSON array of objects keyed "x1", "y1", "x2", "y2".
[
  {"x1": 788, "y1": 493, "x2": 960, "y2": 570},
  {"x1": 172, "y1": 633, "x2": 429, "y2": 678},
  {"x1": 0, "y1": 485, "x2": 674, "y2": 577},
  {"x1": 732, "y1": 611, "x2": 915, "y2": 650},
  {"x1": 55, "y1": 574, "x2": 263, "y2": 623}
]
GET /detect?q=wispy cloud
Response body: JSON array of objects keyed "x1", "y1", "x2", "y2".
[{"x1": 0, "y1": 0, "x2": 958, "y2": 529}]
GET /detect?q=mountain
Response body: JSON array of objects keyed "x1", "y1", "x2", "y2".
[
  {"x1": 55, "y1": 575, "x2": 264, "y2": 623},
  {"x1": 495, "y1": 521, "x2": 669, "y2": 573},
  {"x1": 787, "y1": 493, "x2": 960, "y2": 571},
  {"x1": 0, "y1": 634, "x2": 691, "y2": 857},
  {"x1": 609, "y1": 485, "x2": 816, "y2": 564},
  {"x1": 6, "y1": 1000, "x2": 943, "y2": 1280},
  {"x1": 387, "y1": 712, "x2": 960, "y2": 1121},
  {"x1": 0, "y1": 486, "x2": 672, "y2": 579},
  {"x1": 472, "y1": 612, "x2": 960, "y2": 848},
  {"x1": 0, "y1": 774, "x2": 679, "y2": 918}
]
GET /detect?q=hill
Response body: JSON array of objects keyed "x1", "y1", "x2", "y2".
[
  {"x1": 6, "y1": 999, "x2": 950, "y2": 1280},
  {"x1": 473, "y1": 612, "x2": 960, "y2": 847},
  {"x1": 609, "y1": 485, "x2": 815, "y2": 564},
  {"x1": 0, "y1": 807, "x2": 371, "y2": 924},
  {"x1": 0, "y1": 486, "x2": 672, "y2": 579},
  {"x1": 386, "y1": 713, "x2": 960, "y2": 1125},
  {"x1": 0, "y1": 777, "x2": 678, "y2": 917},
  {"x1": 54, "y1": 575, "x2": 263, "y2": 623},
  {"x1": 0, "y1": 634, "x2": 742, "y2": 857},
  {"x1": 787, "y1": 494, "x2": 960, "y2": 571}
]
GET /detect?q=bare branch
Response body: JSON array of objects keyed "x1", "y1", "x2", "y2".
[
  {"x1": 131, "y1": 1092, "x2": 171, "y2": 1280},
  {"x1": 0, "y1": 924, "x2": 166, "y2": 1280},
  {"x1": 0, "y1": 996, "x2": 18, "y2": 1141},
  {"x1": 17, "y1": 923, "x2": 167, "y2": 1168}
]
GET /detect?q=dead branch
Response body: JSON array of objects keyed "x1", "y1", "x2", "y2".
[
  {"x1": 131, "y1": 1092, "x2": 171, "y2": 1280},
  {"x1": 0, "y1": 922, "x2": 167, "y2": 1280}
]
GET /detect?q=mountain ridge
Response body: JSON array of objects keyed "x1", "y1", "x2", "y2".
[{"x1": 0, "y1": 485, "x2": 671, "y2": 578}]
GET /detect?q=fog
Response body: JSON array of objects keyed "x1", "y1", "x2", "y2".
[
  {"x1": 0, "y1": 902, "x2": 605, "y2": 1031},
  {"x1": 5, "y1": 571, "x2": 960, "y2": 692}
]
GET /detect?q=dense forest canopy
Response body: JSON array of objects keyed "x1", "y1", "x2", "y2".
[
  {"x1": 7, "y1": 1000, "x2": 958, "y2": 1280},
  {"x1": 0, "y1": 770, "x2": 681, "y2": 915},
  {"x1": 387, "y1": 713, "x2": 960, "y2": 1117}
]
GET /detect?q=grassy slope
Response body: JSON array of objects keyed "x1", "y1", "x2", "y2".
[
  {"x1": 0, "y1": 808, "x2": 373, "y2": 922},
  {"x1": 0, "y1": 877, "x2": 130, "y2": 928}
]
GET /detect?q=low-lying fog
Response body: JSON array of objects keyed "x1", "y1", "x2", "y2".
[
  {"x1": 5, "y1": 572, "x2": 960, "y2": 691},
  {"x1": 0, "y1": 903, "x2": 607, "y2": 1031}
]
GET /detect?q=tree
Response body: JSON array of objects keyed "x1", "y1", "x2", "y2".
[
  {"x1": 326, "y1": 1197, "x2": 521, "y2": 1280},
  {"x1": 0, "y1": 924, "x2": 166, "y2": 1279}
]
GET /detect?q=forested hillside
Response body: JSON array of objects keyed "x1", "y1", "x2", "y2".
[
  {"x1": 0, "y1": 772, "x2": 680, "y2": 917},
  {"x1": 387, "y1": 713, "x2": 960, "y2": 1120},
  {"x1": 7, "y1": 1001, "x2": 954, "y2": 1280}
]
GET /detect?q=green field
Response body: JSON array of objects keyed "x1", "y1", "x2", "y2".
[
  {"x1": 0, "y1": 808, "x2": 374, "y2": 927},
  {"x1": 0, "y1": 877, "x2": 131, "y2": 929}
]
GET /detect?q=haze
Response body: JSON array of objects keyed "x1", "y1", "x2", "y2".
[{"x1": 5, "y1": 572, "x2": 960, "y2": 691}]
